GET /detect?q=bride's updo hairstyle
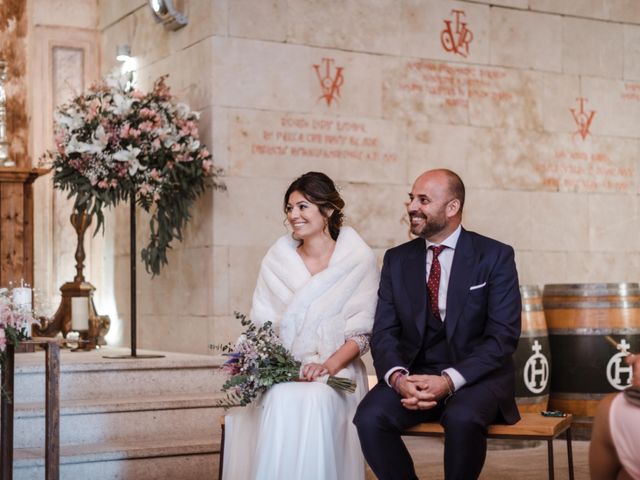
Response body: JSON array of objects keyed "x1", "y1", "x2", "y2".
[{"x1": 284, "y1": 172, "x2": 345, "y2": 241}]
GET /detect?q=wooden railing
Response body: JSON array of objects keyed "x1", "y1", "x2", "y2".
[{"x1": 0, "y1": 340, "x2": 60, "y2": 480}]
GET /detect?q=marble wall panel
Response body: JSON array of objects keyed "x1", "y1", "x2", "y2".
[
  {"x1": 467, "y1": 0, "x2": 527, "y2": 7},
  {"x1": 137, "y1": 245, "x2": 183, "y2": 318},
  {"x1": 180, "y1": 246, "x2": 214, "y2": 316},
  {"x1": 580, "y1": 76, "x2": 640, "y2": 139},
  {"x1": 140, "y1": 314, "x2": 210, "y2": 355},
  {"x1": 609, "y1": 0, "x2": 640, "y2": 24},
  {"x1": 287, "y1": 0, "x2": 404, "y2": 55},
  {"x1": 465, "y1": 128, "x2": 547, "y2": 191},
  {"x1": 226, "y1": 108, "x2": 406, "y2": 184},
  {"x1": 209, "y1": 314, "x2": 244, "y2": 347},
  {"x1": 400, "y1": 0, "x2": 490, "y2": 64},
  {"x1": 406, "y1": 123, "x2": 488, "y2": 187},
  {"x1": 135, "y1": 37, "x2": 214, "y2": 111},
  {"x1": 562, "y1": 17, "x2": 623, "y2": 78},
  {"x1": 182, "y1": 188, "x2": 215, "y2": 250},
  {"x1": 531, "y1": 134, "x2": 638, "y2": 195},
  {"x1": 528, "y1": 0, "x2": 609, "y2": 20},
  {"x1": 564, "y1": 251, "x2": 640, "y2": 283},
  {"x1": 111, "y1": 253, "x2": 131, "y2": 346},
  {"x1": 229, "y1": 0, "x2": 288, "y2": 42},
  {"x1": 228, "y1": 245, "x2": 270, "y2": 317},
  {"x1": 211, "y1": 37, "x2": 382, "y2": 118},
  {"x1": 168, "y1": 0, "x2": 228, "y2": 53},
  {"x1": 340, "y1": 183, "x2": 412, "y2": 250},
  {"x1": 515, "y1": 250, "x2": 569, "y2": 286},
  {"x1": 98, "y1": 0, "x2": 145, "y2": 30},
  {"x1": 463, "y1": 189, "x2": 533, "y2": 250},
  {"x1": 32, "y1": 0, "x2": 98, "y2": 28},
  {"x1": 212, "y1": 176, "x2": 292, "y2": 247},
  {"x1": 101, "y1": 5, "x2": 169, "y2": 73},
  {"x1": 541, "y1": 73, "x2": 582, "y2": 135},
  {"x1": 526, "y1": 192, "x2": 590, "y2": 251},
  {"x1": 624, "y1": 25, "x2": 640, "y2": 80},
  {"x1": 212, "y1": 246, "x2": 229, "y2": 316},
  {"x1": 588, "y1": 194, "x2": 639, "y2": 252},
  {"x1": 468, "y1": 69, "x2": 544, "y2": 131},
  {"x1": 382, "y1": 57, "x2": 470, "y2": 125},
  {"x1": 205, "y1": 106, "x2": 230, "y2": 173},
  {"x1": 490, "y1": 8, "x2": 562, "y2": 73}
]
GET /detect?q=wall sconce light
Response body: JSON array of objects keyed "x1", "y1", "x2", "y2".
[
  {"x1": 148, "y1": 0, "x2": 188, "y2": 31},
  {"x1": 116, "y1": 45, "x2": 131, "y2": 62}
]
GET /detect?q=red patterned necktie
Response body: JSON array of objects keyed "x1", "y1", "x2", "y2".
[{"x1": 427, "y1": 245, "x2": 447, "y2": 321}]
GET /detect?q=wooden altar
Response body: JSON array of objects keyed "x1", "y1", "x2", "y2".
[{"x1": 0, "y1": 166, "x2": 48, "y2": 287}]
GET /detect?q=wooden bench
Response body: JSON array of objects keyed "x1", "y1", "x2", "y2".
[
  {"x1": 402, "y1": 412, "x2": 574, "y2": 480},
  {"x1": 219, "y1": 412, "x2": 574, "y2": 480},
  {"x1": 219, "y1": 378, "x2": 575, "y2": 480}
]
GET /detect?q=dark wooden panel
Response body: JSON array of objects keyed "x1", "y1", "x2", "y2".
[
  {"x1": 0, "y1": 167, "x2": 47, "y2": 287},
  {"x1": 0, "y1": 182, "x2": 24, "y2": 286}
]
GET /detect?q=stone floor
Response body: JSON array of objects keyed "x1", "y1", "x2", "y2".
[{"x1": 366, "y1": 437, "x2": 590, "y2": 479}]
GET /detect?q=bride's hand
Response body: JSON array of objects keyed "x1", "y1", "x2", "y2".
[{"x1": 302, "y1": 363, "x2": 329, "y2": 381}]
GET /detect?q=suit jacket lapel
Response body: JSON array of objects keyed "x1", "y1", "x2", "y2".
[
  {"x1": 446, "y1": 228, "x2": 475, "y2": 342},
  {"x1": 402, "y1": 239, "x2": 428, "y2": 339}
]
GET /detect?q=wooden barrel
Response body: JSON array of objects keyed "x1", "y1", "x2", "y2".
[
  {"x1": 543, "y1": 283, "x2": 640, "y2": 438},
  {"x1": 513, "y1": 285, "x2": 550, "y2": 414}
]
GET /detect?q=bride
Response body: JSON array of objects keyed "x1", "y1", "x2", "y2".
[{"x1": 222, "y1": 171, "x2": 379, "y2": 479}]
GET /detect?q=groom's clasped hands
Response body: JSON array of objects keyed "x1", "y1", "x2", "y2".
[{"x1": 397, "y1": 374, "x2": 450, "y2": 410}]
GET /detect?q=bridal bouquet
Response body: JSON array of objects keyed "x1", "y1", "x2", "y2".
[{"x1": 215, "y1": 312, "x2": 356, "y2": 408}]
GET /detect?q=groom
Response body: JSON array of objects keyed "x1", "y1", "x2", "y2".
[{"x1": 354, "y1": 169, "x2": 521, "y2": 479}]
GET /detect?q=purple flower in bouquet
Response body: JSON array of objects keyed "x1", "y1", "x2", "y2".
[{"x1": 214, "y1": 313, "x2": 356, "y2": 408}]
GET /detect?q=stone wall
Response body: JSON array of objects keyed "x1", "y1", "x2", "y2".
[{"x1": 95, "y1": 0, "x2": 640, "y2": 353}]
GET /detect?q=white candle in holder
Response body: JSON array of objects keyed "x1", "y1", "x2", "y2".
[
  {"x1": 71, "y1": 297, "x2": 90, "y2": 331},
  {"x1": 12, "y1": 287, "x2": 32, "y2": 313}
]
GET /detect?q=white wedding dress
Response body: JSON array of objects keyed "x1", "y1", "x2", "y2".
[{"x1": 221, "y1": 227, "x2": 378, "y2": 480}]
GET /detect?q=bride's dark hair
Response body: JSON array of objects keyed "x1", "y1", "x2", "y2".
[{"x1": 284, "y1": 172, "x2": 345, "y2": 240}]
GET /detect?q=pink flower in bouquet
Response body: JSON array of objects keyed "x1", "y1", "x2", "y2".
[
  {"x1": 149, "y1": 168, "x2": 161, "y2": 181},
  {"x1": 139, "y1": 183, "x2": 152, "y2": 196},
  {"x1": 47, "y1": 72, "x2": 224, "y2": 276}
]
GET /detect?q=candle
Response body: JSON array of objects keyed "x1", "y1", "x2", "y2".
[
  {"x1": 12, "y1": 287, "x2": 32, "y2": 313},
  {"x1": 71, "y1": 297, "x2": 90, "y2": 331}
]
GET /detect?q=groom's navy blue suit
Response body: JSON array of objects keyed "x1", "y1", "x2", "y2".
[{"x1": 354, "y1": 228, "x2": 521, "y2": 480}]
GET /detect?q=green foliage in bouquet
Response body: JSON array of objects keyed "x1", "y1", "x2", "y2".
[{"x1": 43, "y1": 74, "x2": 225, "y2": 276}]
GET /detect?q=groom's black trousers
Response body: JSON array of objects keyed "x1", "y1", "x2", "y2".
[{"x1": 354, "y1": 380, "x2": 499, "y2": 480}]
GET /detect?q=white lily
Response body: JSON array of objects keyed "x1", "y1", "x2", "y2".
[
  {"x1": 163, "y1": 135, "x2": 178, "y2": 149},
  {"x1": 66, "y1": 134, "x2": 105, "y2": 155},
  {"x1": 112, "y1": 93, "x2": 136, "y2": 116},
  {"x1": 188, "y1": 139, "x2": 200, "y2": 152},
  {"x1": 54, "y1": 111, "x2": 84, "y2": 132},
  {"x1": 113, "y1": 146, "x2": 145, "y2": 176},
  {"x1": 175, "y1": 103, "x2": 191, "y2": 118}
]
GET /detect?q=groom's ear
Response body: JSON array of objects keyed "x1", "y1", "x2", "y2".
[{"x1": 446, "y1": 199, "x2": 461, "y2": 217}]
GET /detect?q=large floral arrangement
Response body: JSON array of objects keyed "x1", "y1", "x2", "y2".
[
  {"x1": 214, "y1": 313, "x2": 356, "y2": 408},
  {"x1": 43, "y1": 74, "x2": 224, "y2": 276},
  {"x1": 0, "y1": 288, "x2": 33, "y2": 390}
]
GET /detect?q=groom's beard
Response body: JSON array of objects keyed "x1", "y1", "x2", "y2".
[{"x1": 409, "y1": 211, "x2": 447, "y2": 239}]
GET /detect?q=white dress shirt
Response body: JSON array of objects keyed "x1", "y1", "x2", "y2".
[{"x1": 385, "y1": 225, "x2": 467, "y2": 392}]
